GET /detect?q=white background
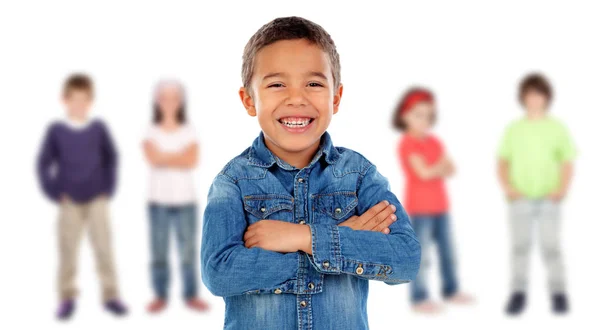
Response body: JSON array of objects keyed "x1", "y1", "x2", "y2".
[{"x1": 1, "y1": 1, "x2": 598, "y2": 329}]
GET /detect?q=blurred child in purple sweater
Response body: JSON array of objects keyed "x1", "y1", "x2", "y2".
[{"x1": 37, "y1": 73, "x2": 127, "y2": 320}]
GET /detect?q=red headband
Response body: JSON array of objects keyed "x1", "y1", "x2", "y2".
[{"x1": 400, "y1": 90, "x2": 434, "y2": 115}]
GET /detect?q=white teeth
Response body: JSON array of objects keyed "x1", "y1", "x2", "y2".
[{"x1": 280, "y1": 118, "x2": 311, "y2": 128}]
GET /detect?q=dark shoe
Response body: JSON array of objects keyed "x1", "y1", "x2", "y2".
[
  {"x1": 552, "y1": 293, "x2": 569, "y2": 314},
  {"x1": 56, "y1": 299, "x2": 76, "y2": 320},
  {"x1": 505, "y1": 292, "x2": 526, "y2": 315},
  {"x1": 104, "y1": 299, "x2": 128, "y2": 316}
]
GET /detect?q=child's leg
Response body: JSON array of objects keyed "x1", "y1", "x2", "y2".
[
  {"x1": 57, "y1": 199, "x2": 86, "y2": 301},
  {"x1": 433, "y1": 213, "x2": 459, "y2": 298},
  {"x1": 149, "y1": 204, "x2": 171, "y2": 300},
  {"x1": 508, "y1": 200, "x2": 534, "y2": 293},
  {"x1": 173, "y1": 204, "x2": 198, "y2": 300},
  {"x1": 86, "y1": 197, "x2": 119, "y2": 302},
  {"x1": 538, "y1": 200, "x2": 566, "y2": 293},
  {"x1": 410, "y1": 216, "x2": 435, "y2": 304}
]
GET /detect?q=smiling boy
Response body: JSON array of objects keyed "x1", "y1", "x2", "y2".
[{"x1": 201, "y1": 17, "x2": 420, "y2": 330}]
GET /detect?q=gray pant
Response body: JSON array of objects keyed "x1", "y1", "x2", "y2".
[{"x1": 509, "y1": 199, "x2": 566, "y2": 293}]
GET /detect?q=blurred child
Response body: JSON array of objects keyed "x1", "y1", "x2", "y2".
[
  {"x1": 394, "y1": 87, "x2": 472, "y2": 313},
  {"x1": 143, "y1": 80, "x2": 209, "y2": 313},
  {"x1": 498, "y1": 73, "x2": 575, "y2": 315},
  {"x1": 36, "y1": 73, "x2": 127, "y2": 320},
  {"x1": 201, "y1": 17, "x2": 420, "y2": 329}
]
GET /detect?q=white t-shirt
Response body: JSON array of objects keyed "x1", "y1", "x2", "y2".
[{"x1": 145, "y1": 124, "x2": 198, "y2": 206}]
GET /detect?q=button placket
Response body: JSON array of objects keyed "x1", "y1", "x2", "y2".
[{"x1": 294, "y1": 170, "x2": 312, "y2": 301}]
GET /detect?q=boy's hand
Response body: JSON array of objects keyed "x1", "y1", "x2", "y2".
[
  {"x1": 548, "y1": 190, "x2": 566, "y2": 202},
  {"x1": 244, "y1": 220, "x2": 312, "y2": 254},
  {"x1": 61, "y1": 194, "x2": 70, "y2": 204},
  {"x1": 339, "y1": 201, "x2": 397, "y2": 234},
  {"x1": 504, "y1": 186, "x2": 522, "y2": 201}
]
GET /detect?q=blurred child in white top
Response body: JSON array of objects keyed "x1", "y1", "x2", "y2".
[{"x1": 143, "y1": 79, "x2": 209, "y2": 313}]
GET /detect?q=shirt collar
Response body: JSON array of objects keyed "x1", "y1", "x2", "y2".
[
  {"x1": 63, "y1": 116, "x2": 91, "y2": 130},
  {"x1": 248, "y1": 131, "x2": 340, "y2": 170}
]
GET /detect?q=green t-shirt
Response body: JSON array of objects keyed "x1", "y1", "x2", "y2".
[{"x1": 498, "y1": 117, "x2": 576, "y2": 198}]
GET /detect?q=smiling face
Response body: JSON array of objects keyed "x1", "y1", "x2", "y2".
[{"x1": 239, "y1": 39, "x2": 343, "y2": 164}]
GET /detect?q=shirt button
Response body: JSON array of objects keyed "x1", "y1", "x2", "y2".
[
  {"x1": 322, "y1": 261, "x2": 330, "y2": 269},
  {"x1": 297, "y1": 178, "x2": 304, "y2": 183},
  {"x1": 356, "y1": 264, "x2": 364, "y2": 275},
  {"x1": 300, "y1": 301, "x2": 307, "y2": 308},
  {"x1": 260, "y1": 206, "x2": 266, "y2": 213},
  {"x1": 299, "y1": 219, "x2": 306, "y2": 225},
  {"x1": 274, "y1": 288, "x2": 282, "y2": 294},
  {"x1": 334, "y1": 207, "x2": 342, "y2": 215},
  {"x1": 308, "y1": 282, "x2": 315, "y2": 290}
]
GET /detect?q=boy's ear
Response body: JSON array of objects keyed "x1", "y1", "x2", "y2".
[
  {"x1": 239, "y1": 87, "x2": 256, "y2": 117},
  {"x1": 333, "y1": 84, "x2": 343, "y2": 114}
]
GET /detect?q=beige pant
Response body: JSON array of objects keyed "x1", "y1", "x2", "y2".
[{"x1": 57, "y1": 197, "x2": 119, "y2": 301}]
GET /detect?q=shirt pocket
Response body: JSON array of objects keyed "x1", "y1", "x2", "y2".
[
  {"x1": 243, "y1": 194, "x2": 294, "y2": 224},
  {"x1": 312, "y1": 191, "x2": 358, "y2": 224}
]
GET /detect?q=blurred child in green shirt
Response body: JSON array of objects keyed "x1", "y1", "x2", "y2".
[{"x1": 498, "y1": 73, "x2": 576, "y2": 315}]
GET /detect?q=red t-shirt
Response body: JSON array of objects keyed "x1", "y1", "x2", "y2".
[{"x1": 398, "y1": 134, "x2": 449, "y2": 215}]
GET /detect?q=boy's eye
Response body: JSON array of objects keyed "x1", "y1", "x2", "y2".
[
  {"x1": 307, "y1": 82, "x2": 324, "y2": 87},
  {"x1": 267, "y1": 83, "x2": 285, "y2": 88}
]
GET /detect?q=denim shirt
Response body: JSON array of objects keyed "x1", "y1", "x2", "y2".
[{"x1": 201, "y1": 132, "x2": 421, "y2": 330}]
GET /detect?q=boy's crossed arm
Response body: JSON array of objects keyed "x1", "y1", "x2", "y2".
[
  {"x1": 243, "y1": 200, "x2": 396, "y2": 253},
  {"x1": 243, "y1": 165, "x2": 421, "y2": 284},
  {"x1": 201, "y1": 173, "x2": 407, "y2": 297},
  {"x1": 202, "y1": 174, "x2": 304, "y2": 297}
]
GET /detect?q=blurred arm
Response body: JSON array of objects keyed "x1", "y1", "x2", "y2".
[
  {"x1": 101, "y1": 123, "x2": 118, "y2": 197},
  {"x1": 408, "y1": 153, "x2": 451, "y2": 180},
  {"x1": 143, "y1": 141, "x2": 198, "y2": 169},
  {"x1": 438, "y1": 155, "x2": 456, "y2": 177},
  {"x1": 554, "y1": 124, "x2": 576, "y2": 197},
  {"x1": 555, "y1": 162, "x2": 574, "y2": 196},
  {"x1": 36, "y1": 127, "x2": 60, "y2": 201},
  {"x1": 497, "y1": 159, "x2": 511, "y2": 191},
  {"x1": 497, "y1": 158, "x2": 521, "y2": 199},
  {"x1": 161, "y1": 143, "x2": 198, "y2": 169}
]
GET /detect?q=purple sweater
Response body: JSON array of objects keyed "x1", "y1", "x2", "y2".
[{"x1": 37, "y1": 119, "x2": 118, "y2": 203}]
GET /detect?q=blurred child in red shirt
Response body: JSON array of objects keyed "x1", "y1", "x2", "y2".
[{"x1": 394, "y1": 87, "x2": 473, "y2": 313}]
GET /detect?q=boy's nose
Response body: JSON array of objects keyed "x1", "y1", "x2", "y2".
[{"x1": 285, "y1": 87, "x2": 307, "y2": 107}]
